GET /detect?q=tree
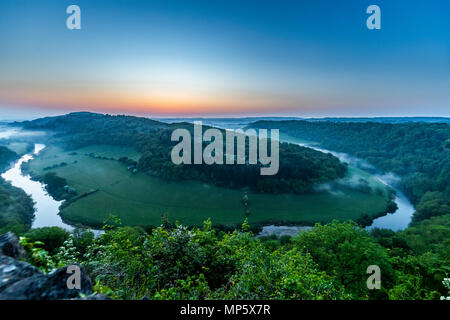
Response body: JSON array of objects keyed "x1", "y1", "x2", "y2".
[
  {"x1": 294, "y1": 221, "x2": 394, "y2": 299},
  {"x1": 24, "y1": 227, "x2": 70, "y2": 254},
  {"x1": 413, "y1": 191, "x2": 450, "y2": 223}
]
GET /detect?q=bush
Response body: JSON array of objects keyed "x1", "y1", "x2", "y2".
[{"x1": 24, "y1": 227, "x2": 70, "y2": 254}]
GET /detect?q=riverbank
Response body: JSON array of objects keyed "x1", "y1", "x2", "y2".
[
  {"x1": 20, "y1": 142, "x2": 393, "y2": 231},
  {"x1": 0, "y1": 122, "x2": 413, "y2": 236},
  {"x1": 278, "y1": 134, "x2": 416, "y2": 231},
  {"x1": 1, "y1": 144, "x2": 72, "y2": 231}
]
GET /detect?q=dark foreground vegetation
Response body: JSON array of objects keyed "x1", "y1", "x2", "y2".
[
  {"x1": 12, "y1": 214, "x2": 449, "y2": 300},
  {"x1": 18, "y1": 112, "x2": 347, "y2": 194}
]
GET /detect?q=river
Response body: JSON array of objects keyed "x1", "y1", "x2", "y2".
[
  {"x1": 167, "y1": 119, "x2": 416, "y2": 234},
  {"x1": 2, "y1": 144, "x2": 74, "y2": 231},
  {"x1": 293, "y1": 141, "x2": 416, "y2": 231},
  {"x1": 0, "y1": 127, "x2": 415, "y2": 235}
]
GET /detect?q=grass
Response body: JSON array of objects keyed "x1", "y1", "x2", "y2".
[{"x1": 27, "y1": 144, "x2": 393, "y2": 228}]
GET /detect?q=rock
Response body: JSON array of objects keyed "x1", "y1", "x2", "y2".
[
  {"x1": 0, "y1": 256, "x2": 40, "y2": 293},
  {"x1": 0, "y1": 232, "x2": 101, "y2": 300},
  {"x1": 0, "y1": 232, "x2": 28, "y2": 260},
  {"x1": 0, "y1": 263, "x2": 93, "y2": 300}
]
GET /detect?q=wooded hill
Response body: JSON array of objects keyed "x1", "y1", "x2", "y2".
[
  {"x1": 248, "y1": 120, "x2": 450, "y2": 222},
  {"x1": 17, "y1": 112, "x2": 347, "y2": 194}
]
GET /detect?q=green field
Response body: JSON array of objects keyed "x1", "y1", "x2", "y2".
[{"x1": 27, "y1": 144, "x2": 393, "y2": 228}]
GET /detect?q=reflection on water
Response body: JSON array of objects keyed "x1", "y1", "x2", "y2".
[
  {"x1": 366, "y1": 177, "x2": 414, "y2": 231},
  {"x1": 1, "y1": 144, "x2": 73, "y2": 231}
]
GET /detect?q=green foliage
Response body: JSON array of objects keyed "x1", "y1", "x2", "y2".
[
  {"x1": 250, "y1": 120, "x2": 450, "y2": 220},
  {"x1": 78, "y1": 220, "x2": 348, "y2": 300},
  {"x1": 441, "y1": 278, "x2": 450, "y2": 300},
  {"x1": 15, "y1": 217, "x2": 448, "y2": 300},
  {"x1": 371, "y1": 215, "x2": 450, "y2": 299},
  {"x1": 21, "y1": 112, "x2": 348, "y2": 195},
  {"x1": 19, "y1": 236, "x2": 55, "y2": 273},
  {"x1": 241, "y1": 218, "x2": 251, "y2": 233},
  {"x1": 0, "y1": 145, "x2": 34, "y2": 234},
  {"x1": 388, "y1": 253, "x2": 444, "y2": 299},
  {"x1": 214, "y1": 231, "x2": 347, "y2": 299},
  {"x1": 26, "y1": 144, "x2": 389, "y2": 229},
  {"x1": 153, "y1": 275, "x2": 211, "y2": 300},
  {"x1": 0, "y1": 145, "x2": 18, "y2": 171},
  {"x1": 82, "y1": 226, "x2": 150, "y2": 299},
  {"x1": 93, "y1": 280, "x2": 117, "y2": 299},
  {"x1": 399, "y1": 214, "x2": 450, "y2": 257},
  {"x1": 41, "y1": 172, "x2": 75, "y2": 200},
  {"x1": 370, "y1": 228, "x2": 409, "y2": 252},
  {"x1": 413, "y1": 191, "x2": 450, "y2": 223},
  {"x1": 294, "y1": 221, "x2": 394, "y2": 299},
  {"x1": 72, "y1": 228, "x2": 95, "y2": 257},
  {"x1": 23, "y1": 227, "x2": 70, "y2": 255},
  {"x1": 0, "y1": 179, "x2": 35, "y2": 235},
  {"x1": 54, "y1": 234, "x2": 79, "y2": 267},
  {"x1": 102, "y1": 215, "x2": 123, "y2": 230}
]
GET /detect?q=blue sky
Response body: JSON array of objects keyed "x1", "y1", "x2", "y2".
[{"x1": 0, "y1": 0, "x2": 449, "y2": 119}]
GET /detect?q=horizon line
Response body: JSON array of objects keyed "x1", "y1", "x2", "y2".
[{"x1": 2, "y1": 110, "x2": 450, "y2": 123}]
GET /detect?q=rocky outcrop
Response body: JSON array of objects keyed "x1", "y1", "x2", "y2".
[
  {"x1": 0, "y1": 232, "x2": 108, "y2": 300},
  {"x1": 0, "y1": 262, "x2": 93, "y2": 300},
  {"x1": 0, "y1": 232, "x2": 27, "y2": 260},
  {"x1": 0, "y1": 256, "x2": 40, "y2": 293}
]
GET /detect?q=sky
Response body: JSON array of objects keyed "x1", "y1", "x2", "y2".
[{"x1": 0, "y1": 0, "x2": 449, "y2": 120}]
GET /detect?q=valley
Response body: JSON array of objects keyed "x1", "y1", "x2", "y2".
[{"x1": 23, "y1": 143, "x2": 392, "y2": 229}]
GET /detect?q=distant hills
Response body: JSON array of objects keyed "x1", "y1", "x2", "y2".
[
  {"x1": 13, "y1": 112, "x2": 348, "y2": 195},
  {"x1": 303, "y1": 117, "x2": 450, "y2": 124},
  {"x1": 159, "y1": 116, "x2": 450, "y2": 126},
  {"x1": 2, "y1": 111, "x2": 449, "y2": 125}
]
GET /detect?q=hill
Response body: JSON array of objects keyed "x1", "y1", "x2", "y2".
[
  {"x1": 18, "y1": 112, "x2": 348, "y2": 194},
  {"x1": 247, "y1": 120, "x2": 450, "y2": 223}
]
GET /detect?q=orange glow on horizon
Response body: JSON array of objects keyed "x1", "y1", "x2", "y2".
[{"x1": 0, "y1": 87, "x2": 313, "y2": 116}]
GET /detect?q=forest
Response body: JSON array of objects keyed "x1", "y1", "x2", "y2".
[
  {"x1": 18, "y1": 112, "x2": 348, "y2": 194},
  {"x1": 248, "y1": 120, "x2": 450, "y2": 223},
  {"x1": 17, "y1": 214, "x2": 449, "y2": 300}
]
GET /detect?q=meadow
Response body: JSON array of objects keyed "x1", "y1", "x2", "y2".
[{"x1": 26, "y1": 144, "x2": 393, "y2": 228}]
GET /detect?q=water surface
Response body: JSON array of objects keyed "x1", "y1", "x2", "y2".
[
  {"x1": 1, "y1": 144, "x2": 73, "y2": 231},
  {"x1": 293, "y1": 140, "x2": 415, "y2": 231}
]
